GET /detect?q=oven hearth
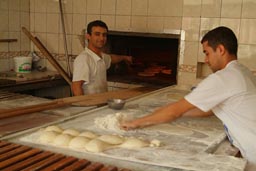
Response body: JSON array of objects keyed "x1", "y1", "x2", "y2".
[{"x1": 105, "y1": 31, "x2": 180, "y2": 88}]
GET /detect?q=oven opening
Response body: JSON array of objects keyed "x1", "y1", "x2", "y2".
[{"x1": 105, "y1": 31, "x2": 180, "y2": 88}]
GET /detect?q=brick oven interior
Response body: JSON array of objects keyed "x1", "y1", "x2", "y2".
[{"x1": 105, "y1": 31, "x2": 180, "y2": 88}]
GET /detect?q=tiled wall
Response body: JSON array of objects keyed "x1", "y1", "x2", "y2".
[
  {"x1": 1, "y1": 0, "x2": 256, "y2": 87},
  {"x1": 0, "y1": 0, "x2": 30, "y2": 71}
]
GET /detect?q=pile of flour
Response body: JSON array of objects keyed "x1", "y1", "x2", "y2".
[{"x1": 94, "y1": 113, "x2": 133, "y2": 133}]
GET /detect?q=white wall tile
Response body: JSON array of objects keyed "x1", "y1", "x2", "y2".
[
  {"x1": 163, "y1": 17, "x2": 182, "y2": 30},
  {"x1": 115, "y1": 16, "x2": 131, "y2": 31},
  {"x1": 9, "y1": 11, "x2": 20, "y2": 31},
  {"x1": 199, "y1": 18, "x2": 220, "y2": 41},
  {"x1": 221, "y1": 0, "x2": 242, "y2": 18},
  {"x1": 34, "y1": 13, "x2": 47, "y2": 33},
  {"x1": 147, "y1": 17, "x2": 164, "y2": 33},
  {"x1": 242, "y1": 0, "x2": 256, "y2": 18},
  {"x1": 183, "y1": 0, "x2": 201, "y2": 17},
  {"x1": 182, "y1": 17, "x2": 201, "y2": 41},
  {"x1": 73, "y1": 0, "x2": 87, "y2": 14},
  {"x1": 132, "y1": 0, "x2": 148, "y2": 16},
  {"x1": 100, "y1": 15, "x2": 115, "y2": 30},
  {"x1": 117, "y1": 0, "x2": 131, "y2": 15},
  {"x1": 201, "y1": 0, "x2": 221, "y2": 17},
  {"x1": 220, "y1": 18, "x2": 240, "y2": 37},
  {"x1": 47, "y1": 13, "x2": 59, "y2": 33},
  {"x1": 46, "y1": 33, "x2": 59, "y2": 53},
  {"x1": 183, "y1": 41, "x2": 198, "y2": 65},
  {"x1": 87, "y1": 0, "x2": 101, "y2": 14},
  {"x1": 0, "y1": 0, "x2": 9, "y2": 10},
  {"x1": 34, "y1": 0, "x2": 47, "y2": 13},
  {"x1": 47, "y1": 0, "x2": 59, "y2": 13},
  {"x1": 101, "y1": 0, "x2": 116, "y2": 15},
  {"x1": 0, "y1": 11, "x2": 9, "y2": 32},
  {"x1": 239, "y1": 19, "x2": 256, "y2": 44},
  {"x1": 131, "y1": 16, "x2": 147, "y2": 32},
  {"x1": 59, "y1": 34, "x2": 72, "y2": 54},
  {"x1": 238, "y1": 44, "x2": 256, "y2": 71},
  {"x1": 72, "y1": 14, "x2": 86, "y2": 35}
]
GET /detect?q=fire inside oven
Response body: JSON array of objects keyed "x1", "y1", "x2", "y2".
[{"x1": 105, "y1": 31, "x2": 180, "y2": 88}]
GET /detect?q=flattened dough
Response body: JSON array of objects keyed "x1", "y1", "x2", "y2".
[
  {"x1": 120, "y1": 137, "x2": 149, "y2": 149},
  {"x1": 85, "y1": 139, "x2": 112, "y2": 152},
  {"x1": 79, "y1": 131, "x2": 98, "y2": 139},
  {"x1": 97, "y1": 134, "x2": 124, "y2": 145},
  {"x1": 39, "y1": 131, "x2": 59, "y2": 143},
  {"x1": 69, "y1": 136, "x2": 90, "y2": 149},
  {"x1": 62, "y1": 128, "x2": 80, "y2": 136},
  {"x1": 45, "y1": 125, "x2": 63, "y2": 133},
  {"x1": 53, "y1": 134, "x2": 73, "y2": 146}
]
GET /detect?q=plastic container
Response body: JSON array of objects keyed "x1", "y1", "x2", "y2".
[{"x1": 13, "y1": 56, "x2": 32, "y2": 73}]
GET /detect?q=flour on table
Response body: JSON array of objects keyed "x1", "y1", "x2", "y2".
[
  {"x1": 144, "y1": 123, "x2": 194, "y2": 136},
  {"x1": 94, "y1": 113, "x2": 132, "y2": 132}
]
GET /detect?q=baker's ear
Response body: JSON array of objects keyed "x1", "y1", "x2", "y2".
[
  {"x1": 85, "y1": 33, "x2": 90, "y2": 40},
  {"x1": 217, "y1": 44, "x2": 226, "y2": 55}
]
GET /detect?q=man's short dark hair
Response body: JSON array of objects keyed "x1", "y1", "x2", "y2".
[
  {"x1": 201, "y1": 26, "x2": 238, "y2": 56},
  {"x1": 87, "y1": 20, "x2": 108, "y2": 35}
]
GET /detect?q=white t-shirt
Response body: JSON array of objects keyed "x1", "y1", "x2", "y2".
[
  {"x1": 185, "y1": 60, "x2": 256, "y2": 171},
  {"x1": 72, "y1": 47, "x2": 111, "y2": 95}
]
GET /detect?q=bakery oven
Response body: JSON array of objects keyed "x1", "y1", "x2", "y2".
[{"x1": 105, "y1": 31, "x2": 180, "y2": 88}]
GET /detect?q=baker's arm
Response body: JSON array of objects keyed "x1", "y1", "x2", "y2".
[
  {"x1": 182, "y1": 108, "x2": 214, "y2": 117},
  {"x1": 120, "y1": 98, "x2": 212, "y2": 130},
  {"x1": 72, "y1": 81, "x2": 84, "y2": 96},
  {"x1": 110, "y1": 54, "x2": 132, "y2": 64}
]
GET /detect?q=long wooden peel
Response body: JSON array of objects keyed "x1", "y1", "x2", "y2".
[
  {"x1": 0, "y1": 87, "x2": 155, "y2": 119},
  {"x1": 21, "y1": 27, "x2": 72, "y2": 86}
]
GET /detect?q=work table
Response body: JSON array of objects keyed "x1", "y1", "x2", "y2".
[
  {"x1": 0, "y1": 85, "x2": 244, "y2": 171},
  {"x1": 0, "y1": 70, "x2": 66, "y2": 92}
]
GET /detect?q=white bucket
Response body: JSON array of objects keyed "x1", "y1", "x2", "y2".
[{"x1": 13, "y1": 56, "x2": 32, "y2": 73}]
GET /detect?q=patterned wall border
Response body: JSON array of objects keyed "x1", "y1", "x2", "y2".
[
  {"x1": 0, "y1": 51, "x2": 76, "y2": 61},
  {"x1": 178, "y1": 64, "x2": 197, "y2": 73}
]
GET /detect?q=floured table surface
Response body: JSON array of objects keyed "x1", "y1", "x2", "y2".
[{"x1": 8, "y1": 86, "x2": 246, "y2": 171}]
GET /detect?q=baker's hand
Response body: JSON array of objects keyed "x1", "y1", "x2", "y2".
[
  {"x1": 120, "y1": 121, "x2": 138, "y2": 131},
  {"x1": 123, "y1": 55, "x2": 133, "y2": 65}
]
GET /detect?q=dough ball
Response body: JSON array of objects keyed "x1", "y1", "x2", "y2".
[
  {"x1": 85, "y1": 139, "x2": 112, "y2": 152},
  {"x1": 53, "y1": 134, "x2": 73, "y2": 146},
  {"x1": 120, "y1": 137, "x2": 149, "y2": 149},
  {"x1": 69, "y1": 136, "x2": 90, "y2": 149},
  {"x1": 45, "y1": 125, "x2": 63, "y2": 133},
  {"x1": 149, "y1": 139, "x2": 162, "y2": 147},
  {"x1": 39, "y1": 131, "x2": 59, "y2": 143},
  {"x1": 79, "y1": 131, "x2": 98, "y2": 139},
  {"x1": 62, "y1": 128, "x2": 80, "y2": 136},
  {"x1": 97, "y1": 134, "x2": 124, "y2": 145}
]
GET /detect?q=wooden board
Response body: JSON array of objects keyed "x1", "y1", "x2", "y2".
[
  {"x1": 0, "y1": 113, "x2": 63, "y2": 137},
  {"x1": 0, "y1": 87, "x2": 156, "y2": 119}
]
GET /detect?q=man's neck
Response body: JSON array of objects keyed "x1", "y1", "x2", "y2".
[{"x1": 88, "y1": 45, "x2": 102, "y2": 57}]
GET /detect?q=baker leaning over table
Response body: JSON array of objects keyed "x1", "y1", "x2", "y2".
[
  {"x1": 72, "y1": 20, "x2": 132, "y2": 96},
  {"x1": 121, "y1": 26, "x2": 256, "y2": 171}
]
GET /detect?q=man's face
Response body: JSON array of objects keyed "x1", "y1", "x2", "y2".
[
  {"x1": 202, "y1": 41, "x2": 222, "y2": 73},
  {"x1": 87, "y1": 26, "x2": 107, "y2": 49}
]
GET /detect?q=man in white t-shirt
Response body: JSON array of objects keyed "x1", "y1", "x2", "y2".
[
  {"x1": 72, "y1": 20, "x2": 132, "y2": 95},
  {"x1": 121, "y1": 26, "x2": 256, "y2": 170}
]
